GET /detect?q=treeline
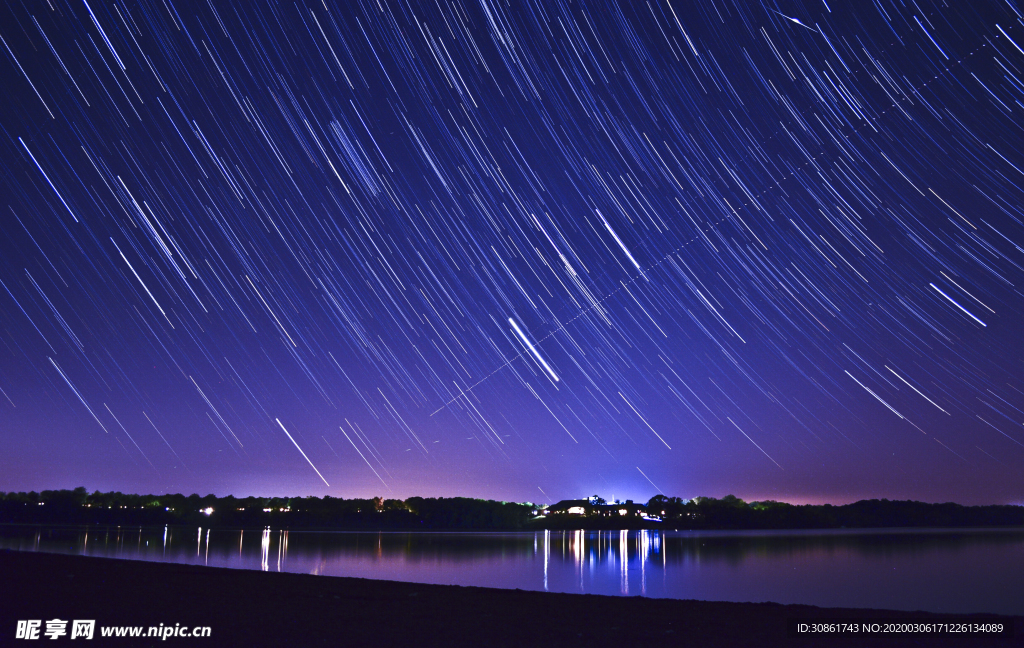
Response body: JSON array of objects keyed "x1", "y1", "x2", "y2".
[
  {"x1": 645, "y1": 495, "x2": 1024, "y2": 529},
  {"x1": 534, "y1": 494, "x2": 1024, "y2": 529},
  {"x1": 3, "y1": 489, "x2": 1022, "y2": 530},
  {"x1": 0, "y1": 488, "x2": 536, "y2": 530}
]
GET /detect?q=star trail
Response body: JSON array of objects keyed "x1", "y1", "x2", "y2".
[{"x1": 1, "y1": 0, "x2": 1023, "y2": 505}]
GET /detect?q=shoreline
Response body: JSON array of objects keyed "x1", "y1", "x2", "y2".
[
  {"x1": 3, "y1": 520, "x2": 1024, "y2": 533},
  {"x1": 2, "y1": 550, "x2": 1020, "y2": 646}
]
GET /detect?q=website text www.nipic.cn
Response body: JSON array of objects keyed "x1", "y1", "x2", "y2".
[{"x1": 16, "y1": 620, "x2": 212, "y2": 640}]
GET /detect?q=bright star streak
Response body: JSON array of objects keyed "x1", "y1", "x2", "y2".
[
  {"x1": 620, "y1": 392, "x2": 671, "y2": 449},
  {"x1": 49, "y1": 357, "x2": 109, "y2": 434},
  {"x1": 885, "y1": 366, "x2": 949, "y2": 415},
  {"x1": 340, "y1": 425, "x2": 388, "y2": 489},
  {"x1": 728, "y1": 417, "x2": 783, "y2": 470},
  {"x1": 19, "y1": 138, "x2": 76, "y2": 221},
  {"x1": 845, "y1": 371, "x2": 905, "y2": 420},
  {"x1": 636, "y1": 466, "x2": 662, "y2": 493},
  {"x1": 930, "y1": 284, "x2": 987, "y2": 327},
  {"x1": 276, "y1": 418, "x2": 330, "y2": 487},
  {"x1": 509, "y1": 317, "x2": 559, "y2": 382},
  {"x1": 597, "y1": 209, "x2": 644, "y2": 277}
]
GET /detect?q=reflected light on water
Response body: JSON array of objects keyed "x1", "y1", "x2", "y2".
[
  {"x1": 260, "y1": 527, "x2": 270, "y2": 572},
  {"x1": 619, "y1": 530, "x2": 628, "y2": 595},
  {"x1": 543, "y1": 529, "x2": 549, "y2": 591},
  {"x1": 2, "y1": 525, "x2": 1023, "y2": 615}
]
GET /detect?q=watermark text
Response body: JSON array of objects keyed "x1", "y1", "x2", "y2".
[{"x1": 16, "y1": 620, "x2": 211, "y2": 640}]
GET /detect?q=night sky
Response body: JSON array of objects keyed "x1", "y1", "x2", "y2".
[{"x1": 2, "y1": 0, "x2": 1024, "y2": 505}]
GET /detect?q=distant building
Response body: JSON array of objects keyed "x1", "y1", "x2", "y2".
[
  {"x1": 542, "y1": 499, "x2": 660, "y2": 520},
  {"x1": 543, "y1": 499, "x2": 590, "y2": 516}
]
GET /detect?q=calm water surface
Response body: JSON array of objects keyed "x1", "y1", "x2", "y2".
[{"x1": 3, "y1": 525, "x2": 1022, "y2": 615}]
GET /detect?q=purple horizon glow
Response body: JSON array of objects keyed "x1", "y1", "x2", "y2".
[{"x1": 1, "y1": 1, "x2": 1024, "y2": 506}]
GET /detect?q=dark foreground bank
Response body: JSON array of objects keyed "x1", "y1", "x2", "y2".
[{"x1": 0, "y1": 550, "x2": 1019, "y2": 647}]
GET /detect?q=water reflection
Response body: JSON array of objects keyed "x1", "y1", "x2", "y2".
[
  {"x1": 2, "y1": 525, "x2": 1022, "y2": 614},
  {"x1": 260, "y1": 527, "x2": 270, "y2": 571}
]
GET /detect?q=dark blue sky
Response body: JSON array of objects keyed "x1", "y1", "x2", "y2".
[{"x1": 2, "y1": 0, "x2": 1023, "y2": 505}]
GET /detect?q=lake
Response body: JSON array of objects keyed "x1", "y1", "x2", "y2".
[{"x1": 2, "y1": 525, "x2": 1022, "y2": 615}]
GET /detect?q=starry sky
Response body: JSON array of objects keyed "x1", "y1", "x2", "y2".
[{"x1": 2, "y1": 0, "x2": 1024, "y2": 505}]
